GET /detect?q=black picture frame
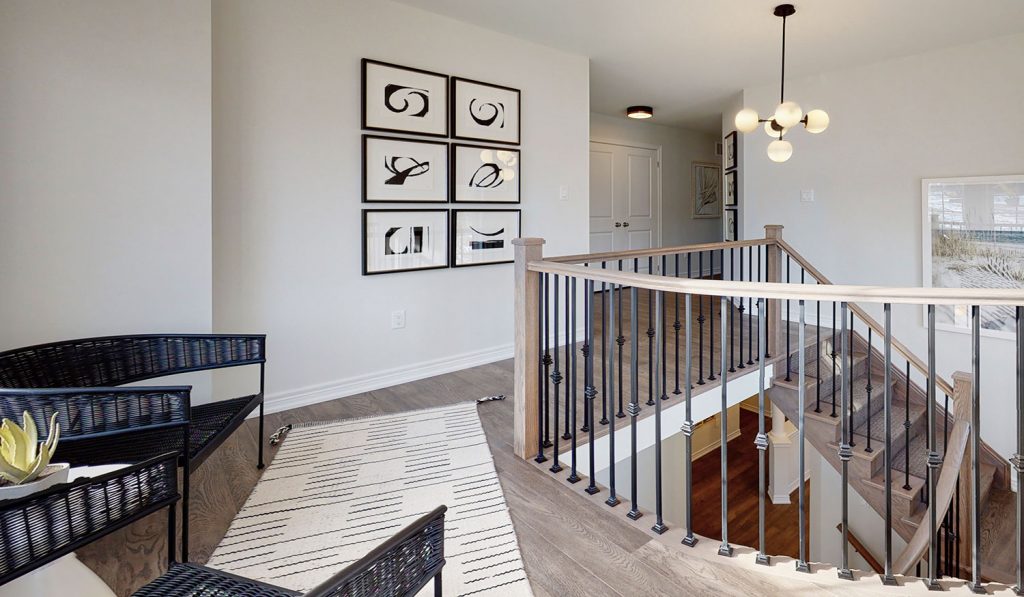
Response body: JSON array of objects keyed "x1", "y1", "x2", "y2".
[
  {"x1": 362, "y1": 135, "x2": 449, "y2": 203},
  {"x1": 725, "y1": 208, "x2": 738, "y2": 241},
  {"x1": 362, "y1": 209, "x2": 450, "y2": 275},
  {"x1": 450, "y1": 209, "x2": 522, "y2": 268},
  {"x1": 724, "y1": 130, "x2": 738, "y2": 171},
  {"x1": 450, "y1": 143, "x2": 521, "y2": 204},
  {"x1": 724, "y1": 170, "x2": 738, "y2": 207},
  {"x1": 362, "y1": 59, "x2": 449, "y2": 138},
  {"x1": 450, "y1": 77, "x2": 521, "y2": 145}
]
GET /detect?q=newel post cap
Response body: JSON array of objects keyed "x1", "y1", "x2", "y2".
[
  {"x1": 764, "y1": 224, "x2": 785, "y2": 239},
  {"x1": 512, "y1": 237, "x2": 545, "y2": 246}
]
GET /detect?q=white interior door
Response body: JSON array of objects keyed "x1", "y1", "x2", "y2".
[{"x1": 589, "y1": 142, "x2": 660, "y2": 272}]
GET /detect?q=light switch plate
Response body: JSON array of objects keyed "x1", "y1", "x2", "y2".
[
  {"x1": 559, "y1": 185, "x2": 569, "y2": 201},
  {"x1": 801, "y1": 189, "x2": 815, "y2": 203}
]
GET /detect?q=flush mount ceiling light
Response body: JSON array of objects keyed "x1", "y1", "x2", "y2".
[
  {"x1": 626, "y1": 105, "x2": 653, "y2": 119},
  {"x1": 734, "y1": 4, "x2": 829, "y2": 163}
]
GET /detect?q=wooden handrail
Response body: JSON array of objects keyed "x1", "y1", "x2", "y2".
[
  {"x1": 893, "y1": 419, "x2": 970, "y2": 575},
  {"x1": 836, "y1": 523, "x2": 884, "y2": 574},
  {"x1": 546, "y1": 238, "x2": 771, "y2": 264},
  {"x1": 775, "y1": 238, "x2": 957, "y2": 399},
  {"x1": 526, "y1": 259, "x2": 1024, "y2": 307}
]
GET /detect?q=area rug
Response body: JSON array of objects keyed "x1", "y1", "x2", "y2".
[{"x1": 207, "y1": 402, "x2": 534, "y2": 597}]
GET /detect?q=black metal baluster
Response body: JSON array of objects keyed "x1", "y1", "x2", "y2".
[
  {"x1": 831, "y1": 302, "x2": 838, "y2": 418},
  {"x1": 838, "y1": 302, "x2": 853, "y2": 580},
  {"x1": 708, "y1": 251, "x2": 716, "y2": 382},
  {"x1": 606, "y1": 282, "x2": 620, "y2": 507},
  {"x1": 673, "y1": 253, "x2": 682, "y2": 395},
  {"x1": 628, "y1": 286, "x2": 643, "y2": 521},
  {"x1": 882, "y1": 304, "x2": 897, "y2": 585},
  {"x1": 796, "y1": 298, "x2": 810, "y2": 573},
  {"x1": 563, "y1": 274, "x2": 573, "y2": 443},
  {"x1": 682, "y1": 292, "x2": 698, "y2": 547},
  {"x1": 617, "y1": 260, "x2": 626, "y2": 419},
  {"x1": 544, "y1": 273, "x2": 553, "y2": 448},
  {"x1": 581, "y1": 266, "x2": 590, "y2": 435},
  {"x1": 785, "y1": 254, "x2": 792, "y2": 381},
  {"x1": 848, "y1": 314, "x2": 856, "y2": 448},
  {"x1": 737, "y1": 248, "x2": 745, "y2": 370},
  {"x1": 925, "y1": 304, "x2": 940, "y2": 590},
  {"x1": 698, "y1": 252, "x2": 706, "y2": 385},
  {"x1": 661, "y1": 256, "x2": 669, "y2": 401},
  {"x1": 719, "y1": 295, "x2": 733, "y2": 557},
  {"x1": 865, "y1": 327, "x2": 874, "y2": 453},
  {"x1": 1015, "y1": 306, "x2": 1023, "y2": 595},
  {"x1": 568, "y1": 277, "x2": 580, "y2": 483},
  {"x1": 815, "y1": 297, "x2": 822, "y2": 413},
  {"x1": 600, "y1": 262, "x2": 609, "y2": 425},
  {"x1": 756, "y1": 297, "x2": 770, "y2": 566},
  {"x1": 904, "y1": 360, "x2": 912, "y2": 490},
  {"x1": 585, "y1": 279, "x2": 599, "y2": 494},
  {"x1": 647, "y1": 256, "x2": 655, "y2": 406},
  {"x1": 536, "y1": 272, "x2": 548, "y2": 463},
  {"x1": 747, "y1": 246, "x2": 754, "y2": 365},
  {"x1": 652, "y1": 290, "x2": 668, "y2": 534},
  {"x1": 970, "y1": 305, "x2": 982, "y2": 593},
  {"x1": 729, "y1": 248, "x2": 736, "y2": 373},
  {"x1": 550, "y1": 275, "x2": 562, "y2": 473}
]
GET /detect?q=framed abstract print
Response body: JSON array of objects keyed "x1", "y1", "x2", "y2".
[
  {"x1": 362, "y1": 135, "x2": 448, "y2": 203},
  {"x1": 451, "y1": 77, "x2": 521, "y2": 145},
  {"x1": 451, "y1": 143, "x2": 520, "y2": 203},
  {"x1": 362, "y1": 59, "x2": 448, "y2": 137},
  {"x1": 451, "y1": 209, "x2": 521, "y2": 267},
  {"x1": 362, "y1": 209, "x2": 449, "y2": 275}
]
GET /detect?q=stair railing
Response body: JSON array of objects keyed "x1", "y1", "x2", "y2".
[{"x1": 512, "y1": 226, "x2": 1024, "y2": 593}]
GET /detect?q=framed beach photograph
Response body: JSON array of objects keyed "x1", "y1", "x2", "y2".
[
  {"x1": 922, "y1": 175, "x2": 1024, "y2": 338},
  {"x1": 725, "y1": 170, "x2": 738, "y2": 206},
  {"x1": 451, "y1": 143, "x2": 520, "y2": 203},
  {"x1": 724, "y1": 209, "x2": 738, "y2": 241},
  {"x1": 692, "y1": 161, "x2": 722, "y2": 219},
  {"x1": 451, "y1": 209, "x2": 521, "y2": 267},
  {"x1": 362, "y1": 209, "x2": 449, "y2": 275},
  {"x1": 451, "y1": 77, "x2": 521, "y2": 145},
  {"x1": 724, "y1": 131, "x2": 737, "y2": 171},
  {"x1": 362, "y1": 135, "x2": 448, "y2": 203},
  {"x1": 362, "y1": 59, "x2": 448, "y2": 137}
]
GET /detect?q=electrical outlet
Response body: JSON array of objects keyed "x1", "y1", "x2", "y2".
[
  {"x1": 390, "y1": 310, "x2": 406, "y2": 330},
  {"x1": 801, "y1": 189, "x2": 815, "y2": 203}
]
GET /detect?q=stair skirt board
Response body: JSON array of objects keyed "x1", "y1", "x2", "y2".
[{"x1": 207, "y1": 402, "x2": 534, "y2": 597}]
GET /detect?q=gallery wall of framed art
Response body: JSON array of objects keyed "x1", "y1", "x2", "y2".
[
  {"x1": 359, "y1": 58, "x2": 523, "y2": 275},
  {"x1": 722, "y1": 130, "x2": 740, "y2": 239}
]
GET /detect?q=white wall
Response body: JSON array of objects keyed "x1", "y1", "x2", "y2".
[
  {"x1": 0, "y1": 1, "x2": 213, "y2": 349},
  {"x1": 213, "y1": 0, "x2": 591, "y2": 409},
  {"x1": 739, "y1": 33, "x2": 1024, "y2": 459},
  {"x1": 590, "y1": 113, "x2": 721, "y2": 248}
]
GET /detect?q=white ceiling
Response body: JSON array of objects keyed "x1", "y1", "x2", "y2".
[{"x1": 395, "y1": 0, "x2": 1024, "y2": 132}]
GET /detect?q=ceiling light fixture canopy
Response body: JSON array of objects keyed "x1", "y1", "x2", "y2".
[
  {"x1": 626, "y1": 105, "x2": 654, "y2": 119},
  {"x1": 734, "y1": 4, "x2": 829, "y2": 163}
]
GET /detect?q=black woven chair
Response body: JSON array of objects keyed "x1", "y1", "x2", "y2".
[
  {"x1": 0, "y1": 333, "x2": 268, "y2": 560},
  {"x1": 0, "y1": 455, "x2": 447, "y2": 597}
]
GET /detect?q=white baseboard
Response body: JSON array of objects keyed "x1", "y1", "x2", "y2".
[
  {"x1": 691, "y1": 428, "x2": 743, "y2": 460},
  {"x1": 261, "y1": 327, "x2": 585, "y2": 416}
]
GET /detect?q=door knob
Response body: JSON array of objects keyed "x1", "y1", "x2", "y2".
[
  {"x1": 615, "y1": 222, "x2": 622, "y2": 228},
  {"x1": 622, "y1": 222, "x2": 630, "y2": 227}
]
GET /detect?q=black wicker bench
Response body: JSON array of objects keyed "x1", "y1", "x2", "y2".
[
  {"x1": 0, "y1": 454, "x2": 447, "y2": 597},
  {"x1": 0, "y1": 334, "x2": 268, "y2": 560}
]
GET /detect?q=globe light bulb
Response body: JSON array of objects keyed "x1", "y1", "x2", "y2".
[
  {"x1": 495, "y1": 150, "x2": 512, "y2": 165},
  {"x1": 774, "y1": 101, "x2": 803, "y2": 129},
  {"x1": 767, "y1": 139, "x2": 793, "y2": 163},
  {"x1": 804, "y1": 109, "x2": 830, "y2": 134},
  {"x1": 480, "y1": 149, "x2": 493, "y2": 163},
  {"x1": 501, "y1": 169, "x2": 515, "y2": 181},
  {"x1": 764, "y1": 119, "x2": 787, "y2": 138},
  {"x1": 734, "y1": 108, "x2": 760, "y2": 133}
]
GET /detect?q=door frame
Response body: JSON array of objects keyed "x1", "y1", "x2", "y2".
[{"x1": 588, "y1": 138, "x2": 663, "y2": 251}]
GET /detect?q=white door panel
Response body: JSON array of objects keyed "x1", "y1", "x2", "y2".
[{"x1": 590, "y1": 141, "x2": 659, "y2": 266}]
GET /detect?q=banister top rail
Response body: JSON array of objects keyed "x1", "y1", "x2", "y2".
[
  {"x1": 527, "y1": 260, "x2": 1024, "y2": 307},
  {"x1": 774, "y1": 238, "x2": 957, "y2": 398},
  {"x1": 546, "y1": 238, "x2": 771, "y2": 264}
]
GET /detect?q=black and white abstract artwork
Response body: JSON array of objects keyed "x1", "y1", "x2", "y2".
[
  {"x1": 363, "y1": 209, "x2": 449, "y2": 274},
  {"x1": 451, "y1": 77, "x2": 521, "y2": 145},
  {"x1": 724, "y1": 131, "x2": 737, "y2": 171},
  {"x1": 362, "y1": 59, "x2": 448, "y2": 137},
  {"x1": 724, "y1": 169, "x2": 738, "y2": 206},
  {"x1": 363, "y1": 136, "x2": 448, "y2": 203},
  {"x1": 451, "y1": 209, "x2": 520, "y2": 267},
  {"x1": 692, "y1": 161, "x2": 722, "y2": 219},
  {"x1": 725, "y1": 208, "x2": 738, "y2": 241},
  {"x1": 451, "y1": 144, "x2": 520, "y2": 203}
]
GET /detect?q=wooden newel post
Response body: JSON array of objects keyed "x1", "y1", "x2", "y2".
[
  {"x1": 952, "y1": 370, "x2": 974, "y2": 577},
  {"x1": 513, "y1": 237, "x2": 545, "y2": 460},
  {"x1": 764, "y1": 225, "x2": 785, "y2": 359}
]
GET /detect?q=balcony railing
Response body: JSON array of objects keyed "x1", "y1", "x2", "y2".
[{"x1": 511, "y1": 224, "x2": 1024, "y2": 591}]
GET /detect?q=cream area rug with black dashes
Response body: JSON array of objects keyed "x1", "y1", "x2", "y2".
[{"x1": 207, "y1": 402, "x2": 534, "y2": 597}]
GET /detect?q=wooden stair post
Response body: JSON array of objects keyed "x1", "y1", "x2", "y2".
[
  {"x1": 952, "y1": 370, "x2": 974, "y2": 576},
  {"x1": 763, "y1": 225, "x2": 785, "y2": 359},
  {"x1": 513, "y1": 238, "x2": 545, "y2": 460}
]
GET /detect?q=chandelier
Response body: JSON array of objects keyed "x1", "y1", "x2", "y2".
[{"x1": 734, "y1": 4, "x2": 829, "y2": 163}]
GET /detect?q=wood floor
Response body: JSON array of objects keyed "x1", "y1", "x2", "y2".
[{"x1": 77, "y1": 358, "x2": 992, "y2": 596}]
